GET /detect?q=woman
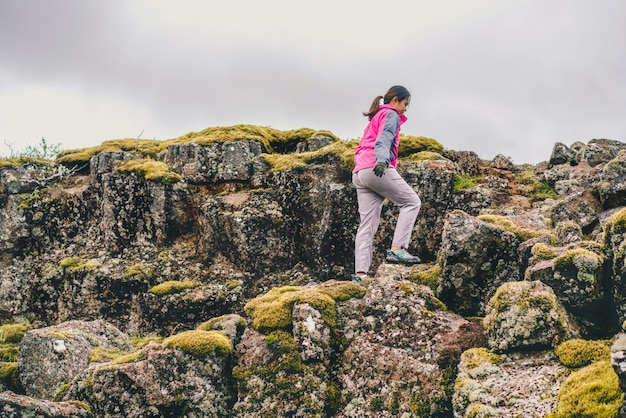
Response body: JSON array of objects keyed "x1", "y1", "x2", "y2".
[{"x1": 352, "y1": 85, "x2": 422, "y2": 282}]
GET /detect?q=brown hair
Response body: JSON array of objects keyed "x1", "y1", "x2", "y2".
[{"x1": 362, "y1": 85, "x2": 411, "y2": 120}]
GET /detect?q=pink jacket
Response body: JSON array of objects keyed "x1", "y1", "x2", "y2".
[{"x1": 353, "y1": 104, "x2": 407, "y2": 173}]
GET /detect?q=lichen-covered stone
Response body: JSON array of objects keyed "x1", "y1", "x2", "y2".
[
  {"x1": 18, "y1": 320, "x2": 131, "y2": 399},
  {"x1": 0, "y1": 391, "x2": 90, "y2": 418},
  {"x1": 483, "y1": 281, "x2": 580, "y2": 352}
]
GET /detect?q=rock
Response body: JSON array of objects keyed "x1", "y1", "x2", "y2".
[
  {"x1": 0, "y1": 391, "x2": 90, "y2": 418},
  {"x1": 550, "y1": 190, "x2": 603, "y2": 232},
  {"x1": 483, "y1": 281, "x2": 580, "y2": 352},
  {"x1": 577, "y1": 138, "x2": 626, "y2": 167},
  {"x1": 596, "y1": 150, "x2": 626, "y2": 209},
  {"x1": 453, "y1": 349, "x2": 568, "y2": 417},
  {"x1": 437, "y1": 210, "x2": 522, "y2": 316},
  {"x1": 491, "y1": 154, "x2": 514, "y2": 170},
  {"x1": 550, "y1": 142, "x2": 576, "y2": 166},
  {"x1": 18, "y1": 320, "x2": 131, "y2": 399},
  {"x1": 63, "y1": 340, "x2": 235, "y2": 417},
  {"x1": 611, "y1": 333, "x2": 626, "y2": 416}
]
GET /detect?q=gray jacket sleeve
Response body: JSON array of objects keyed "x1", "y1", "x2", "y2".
[{"x1": 374, "y1": 110, "x2": 400, "y2": 165}]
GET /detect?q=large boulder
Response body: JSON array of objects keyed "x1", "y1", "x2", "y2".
[
  {"x1": 436, "y1": 210, "x2": 523, "y2": 316},
  {"x1": 18, "y1": 320, "x2": 131, "y2": 399},
  {"x1": 483, "y1": 281, "x2": 580, "y2": 352}
]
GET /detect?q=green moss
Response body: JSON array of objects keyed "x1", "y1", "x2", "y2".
[
  {"x1": 58, "y1": 257, "x2": 98, "y2": 273},
  {"x1": 198, "y1": 315, "x2": 246, "y2": 332},
  {"x1": 453, "y1": 174, "x2": 482, "y2": 192},
  {"x1": 16, "y1": 188, "x2": 43, "y2": 209},
  {"x1": 605, "y1": 207, "x2": 626, "y2": 239},
  {"x1": 461, "y1": 347, "x2": 504, "y2": 370},
  {"x1": 157, "y1": 250, "x2": 171, "y2": 264},
  {"x1": 66, "y1": 400, "x2": 92, "y2": 416},
  {"x1": 0, "y1": 344, "x2": 18, "y2": 362},
  {"x1": 245, "y1": 282, "x2": 365, "y2": 334},
  {"x1": 532, "y1": 243, "x2": 558, "y2": 260},
  {"x1": 0, "y1": 322, "x2": 31, "y2": 344},
  {"x1": 125, "y1": 262, "x2": 153, "y2": 279},
  {"x1": 397, "y1": 134, "x2": 444, "y2": 157},
  {"x1": 404, "y1": 151, "x2": 448, "y2": 162},
  {"x1": 530, "y1": 180, "x2": 558, "y2": 202},
  {"x1": 555, "y1": 339, "x2": 611, "y2": 368},
  {"x1": 110, "y1": 350, "x2": 147, "y2": 365},
  {"x1": 44, "y1": 330, "x2": 71, "y2": 340},
  {"x1": 56, "y1": 125, "x2": 339, "y2": 165},
  {"x1": 466, "y1": 403, "x2": 497, "y2": 417},
  {"x1": 162, "y1": 329, "x2": 233, "y2": 357},
  {"x1": 0, "y1": 362, "x2": 19, "y2": 390},
  {"x1": 261, "y1": 140, "x2": 356, "y2": 172},
  {"x1": 478, "y1": 214, "x2": 556, "y2": 242},
  {"x1": 130, "y1": 334, "x2": 163, "y2": 349},
  {"x1": 325, "y1": 382, "x2": 342, "y2": 415},
  {"x1": 369, "y1": 397, "x2": 383, "y2": 411},
  {"x1": 88, "y1": 347, "x2": 126, "y2": 363},
  {"x1": 551, "y1": 360, "x2": 622, "y2": 418},
  {"x1": 148, "y1": 280, "x2": 201, "y2": 295},
  {"x1": 407, "y1": 264, "x2": 442, "y2": 293},
  {"x1": 315, "y1": 280, "x2": 367, "y2": 302},
  {"x1": 245, "y1": 286, "x2": 336, "y2": 333},
  {"x1": 554, "y1": 248, "x2": 603, "y2": 270},
  {"x1": 0, "y1": 156, "x2": 53, "y2": 168},
  {"x1": 117, "y1": 158, "x2": 182, "y2": 184}
]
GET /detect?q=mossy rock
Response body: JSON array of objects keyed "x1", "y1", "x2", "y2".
[
  {"x1": 162, "y1": 329, "x2": 233, "y2": 358},
  {"x1": 406, "y1": 264, "x2": 442, "y2": 293},
  {"x1": 604, "y1": 207, "x2": 626, "y2": 238},
  {"x1": 553, "y1": 248, "x2": 603, "y2": 271},
  {"x1": 478, "y1": 214, "x2": 556, "y2": 242},
  {"x1": 130, "y1": 334, "x2": 163, "y2": 349},
  {"x1": 88, "y1": 346, "x2": 127, "y2": 363},
  {"x1": 125, "y1": 262, "x2": 153, "y2": 279},
  {"x1": 244, "y1": 282, "x2": 366, "y2": 333},
  {"x1": 261, "y1": 140, "x2": 356, "y2": 172},
  {"x1": 118, "y1": 158, "x2": 183, "y2": 184},
  {"x1": 404, "y1": 151, "x2": 448, "y2": 162},
  {"x1": 397, "y1": 135, "x2": 444, "y2": 157},
  {"x1": 0, "y1": 362, "x2": 19, "y2": 390},
  {"x1": 554, "y1": 339, "x2": 611, "y2": 368},
  {"x1": 0, "y1": 157, "x2": 53, "y2": 168},
  {"x1": 550, "y1": 360, "x2": 622, "y2": 418},
  {"x1": 531, "y1": 243, "x2": 558, "y2": 260},
  {"x1": 56, "y1": 124, "x2": 339, "y2": 165},
  {"x1": 453, "y1": 174, "x2": 482, "y2": 193},
  {"x1": 148, "y1": 280, "x2": 202, "y2": 296}
]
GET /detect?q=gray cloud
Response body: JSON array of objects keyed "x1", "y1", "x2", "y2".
[{"x1": 1, "y1": 0, "x2": 625, "y2": 163}]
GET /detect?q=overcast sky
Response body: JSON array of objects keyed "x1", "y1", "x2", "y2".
[{"x1": 1, "y1": 0, "x2": 625, "y2": 164}]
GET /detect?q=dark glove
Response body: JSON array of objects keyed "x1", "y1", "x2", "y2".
[{"x1": 373, "y1": 162, "x2": 387, "y2": 177}]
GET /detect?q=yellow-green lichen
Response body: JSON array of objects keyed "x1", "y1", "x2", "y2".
[
  {"x1": 397, "y1": 135, "x2": 444, "y2": 157},
  {"x1": 88, "y1": 347, "x2": 126, "y2": 363},
  {"x1": 198, "y1": 315, "x2": 246, "y2": 332},
  {"x1": 261, "y1": 140, "x2": 356, "y2": 172},
  {"x1": 0, "y1": 156, "x2": 54, "y2": 168},
  {"x1": 125, "y1": 262, "x2": 153, "y2": 279},
  {"x1": 148, "y1": 280, "x2": 202, "y2": 295},
  {"x1": 555, "y1": 339, "x2": 611, "y2": 368},
  {"x1": 157, "y1": 250, "x2": 171, "y2": 264},
  {"x1": 244, "y1": 286, "x2": 336, "y2": 333},
  {"x1": 461, "y1": 347, "x2": 504, "y2": 370},
  {"x1": 404, "y1": 151, "x2": 448, "y2": 162},
  {"x1": 0, "y1": 322, "x2": 31, "y2": 344},
  {"x1": 531, "y1": 243, "x2": 558, "y2": 260},
  {"x1": 109, "y1": 350, "x2": 147, "y2": 365},
  {"x1": 554, "y1": 248, "x2": 603, "y2": 271},
  {"x1": 162, "y1": 329, "x2": 232, "y2": 358},
  {"x1": 58, "y1": 257, "x2": 98, "y2": 273},
  {"x1": 550, "y1": 360, "x2": 622, "y2": 418},
  {"x1": 407, "y1": 264, "x2": 442, "y2": 293},
  {"x1": 117, "y1": 158, "x2": 183, "y2": 184},
  {"x1": 56, "y1": 125, "x2": 339, "y2": 165},
  {"x1": 604, "y1": 207, "x2": 626, "y2": 239},
  {"x1": 244, "y1": 282, "x2": 366, "y2": 333},
  {"x1": 66, "y1": 400, "x2": 92, "y2": 415},
  {"x1": 130, "y1": 334, "x2": 163, "y2": 349},
  {"x1": 478, "y1": 214, "x2": 556, "y2": 242}
]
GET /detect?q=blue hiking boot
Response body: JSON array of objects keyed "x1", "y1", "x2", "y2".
[
  {"x1": 386, "y1": 247, "x2": 421, "y2": 265},
  {"x1": 351, "y1": 273, "x2": 369, "y2": 283}
]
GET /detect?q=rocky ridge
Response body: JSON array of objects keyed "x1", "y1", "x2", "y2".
[{"x1": 1, "y1": 126, "x2": 626, "y2": 416}]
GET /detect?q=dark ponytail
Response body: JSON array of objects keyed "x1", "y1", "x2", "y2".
[{"x1": 362, "y1": 85, "x2": 411, "y2": 120}]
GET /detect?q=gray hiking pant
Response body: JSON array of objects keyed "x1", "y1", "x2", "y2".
[{"x1": 352, "y1": 167, "x2": 421, "y2": 274}]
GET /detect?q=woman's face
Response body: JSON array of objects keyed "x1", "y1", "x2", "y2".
[{"x1": 390, "y1": 96, "x2": 410, "y2": 114}]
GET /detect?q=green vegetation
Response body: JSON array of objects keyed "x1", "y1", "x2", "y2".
[
  {"x1": 261, "y1": 140, "x2": 356, "y2": 172},
  {"x1": 397, "y1": 135, "x2": 444, "y2": 157},
  {"x1": 461, "y1": 347, "x2": 504, "y2": 370},
  {"x1": 0, "y1": 322, "x2": 31, "y2": 344},
  {"x1": 554, "y1": 248, "x2": 603, "y2": 271},
  {"x1": 244, "y1": 282, "x2": 366, "y2": 333},
  {"x1": 130, "y1": 334, "x2": 163, "y2": 349},
  {"x1": 531, "y1": 243, "x2": 558, "y2": 260},
  {"x1": 405, "y1": 151, "x2": 448, "y2": 162},
  {"x1": 125, "y1": 262, "x2": 153, "y2": 279},
  {"x1": 548, "y1": 360, "x2": 622, "y2": 418},
  {"x1": 110, "y1": 350, "x2": 147, "y2": 365},
  {"x1": 148, "y1": 280, "x2": 202, "y2": 296},
  {"x1": 477, "y1": 214, "x2": 556, "y2": 242},
  {"x1": 56, "y1": 125, "x2": 338, "y2": 164},
  {"x1": 554, "y1": 339, "x2": 611, "y2": 368},
  {"x1": 0, "y1": 362, "x2": 19, "y2": 391},
  {"x1": 407, "y1": 265, "x2": 442, "y2": 293},
  {"x1": 58, "y1": 257, "x2": 98, "y2": 273},
  {"x1": 453, "y1": 174, "x2": 482, "y2": 192},
  {"x1": 117, "y1": 158, "x2": 183, "y2": 184},
  {"x1": 0, "y1": 156, "x2": 54, "y2": 168},
  {"x1": 162, "y1": 329, "x2": 233, "y2": 358},
  {"x1": 530, "y1": 180, "x2": 558, "y2": 202},
  {"x1": 88, "y1": 347, "x2": 127, "y2": 363}
]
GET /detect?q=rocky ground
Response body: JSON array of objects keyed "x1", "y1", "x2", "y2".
[{"x1": 1, "y1": 126, "x2": 626, "y2": 417}]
